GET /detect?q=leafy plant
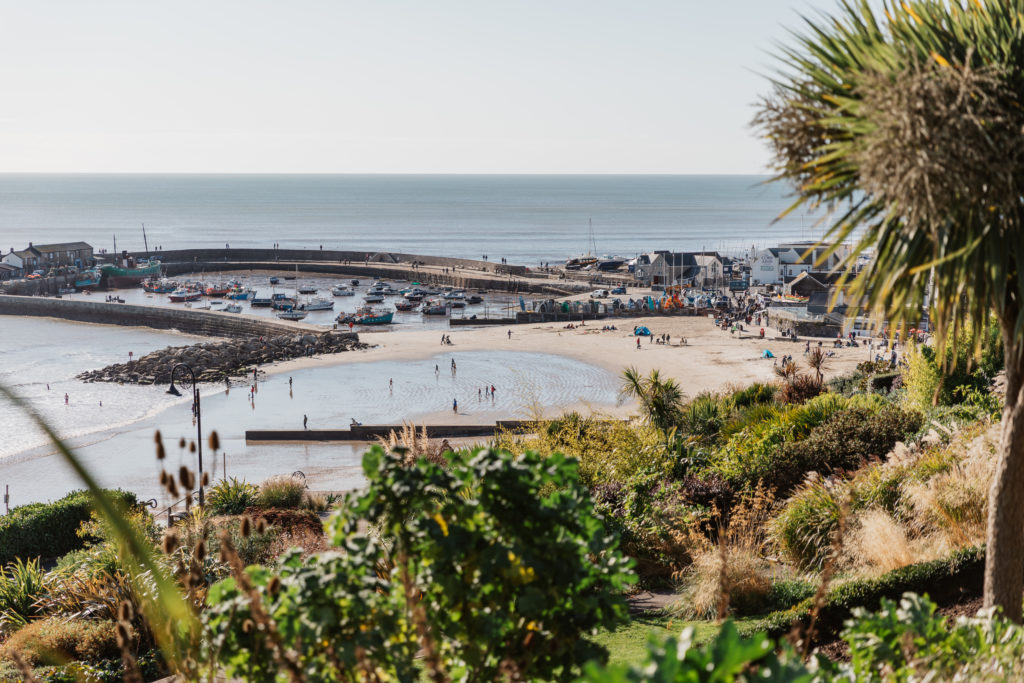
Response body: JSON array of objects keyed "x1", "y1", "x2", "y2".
[
  {"x1": 204, "y1": 447, "x2": 635, "y2": 681},
  {"x1": 205, "y1": 477, "x2": 259, "y2": 515},
  {"x1": 0, "y1": 558, "x2": 46, "y2": 635},
  {"x1": 619, "y1": 367, "x2": 684, "y2": 433},
  {"x1": 0, "y1": 617, "x2": 121, "y2": 667}
]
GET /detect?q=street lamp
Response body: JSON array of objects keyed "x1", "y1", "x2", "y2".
[{"x1": 166, "y1": 363, "x2": 204, "y2": 509}]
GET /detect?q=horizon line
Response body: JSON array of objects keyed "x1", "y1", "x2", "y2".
[{"x1": 0, "y1": 171, "x2": 775, "y2": 177}]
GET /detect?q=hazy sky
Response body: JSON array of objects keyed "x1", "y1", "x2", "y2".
[{"x1": 0, "y1": 0, "x2": 825, "y2": 174}]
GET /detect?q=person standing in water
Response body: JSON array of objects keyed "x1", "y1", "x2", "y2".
[{"x1": 64, "y1": 393, "x2": 69, "y2": 405}]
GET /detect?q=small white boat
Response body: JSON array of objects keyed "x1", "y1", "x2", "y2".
[
  {"x1": 332, "y1": 285, "x2": 355, "y2": 296},
  {"x1": 223, "y1": 303, "x2": 243, "y2": 313},
  {"x1": 298, "y1": 284, "x2": 318, "y2": 295},
  {"x1": 364, "y1": 292, "x2": 385, "y2": 303},
  {"x1": 300, "y1": 296, "x2": 334, "y2": 311},
  {"x1": 277, "y1": 309, "x2": 308, "y2": 321}
]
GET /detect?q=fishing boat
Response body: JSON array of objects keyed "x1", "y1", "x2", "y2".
[
  {"x1": 100, "y1": 258, "x2": 162, "y2": 287},
  {"x1": 364, "y1": 292, "x2": 385, "y2": 304},
  {"x1": 297, "y1": 284, "x2": 318, "y2": 295},
  {"x1": 394, "y1": 300, "x2": 416, "y2": 311},
  {"x1": 271, "y1": 293, "x2": 297, "y2": 310},
  {"x1": 269, "y1": 276, "x2": 280, "y2": 285},
  {"x1": 331, "y1": 284, "x2": 355, "y2": 296},
  {"x1": 338, "y1": 306, "x2": 394, "y2": 325},
  {"x1": 251, "y1": 296, "x2": 273, "y2": 307},
  {"x1": 421, "y1": 299, "x2": 449, "y2": 315},
  {"x1": 298, "y1": 296, "x2": 334, "y2": 311},
  {"x1": 450, "y1": 300, "x2": 466, "y2": 308},
  {"x1": 466, "y1": 295, "x2": 484, "y2": 304},
  {"x1": 205, "y1": 283, "x2": 230, "y2": 297},
  {"x1": 169, "y1": 287, "x2": 202, "y2": 303},
  {"x1": 142, "y1": 277, "x2": 176, "y2": 294},
  {"x1": 223, "y1": 303, "x2": 243, "y2": 313},
  {"x1": 74, "y1": 269, "x2": 103, "y2": 290},
  {"x1": 443, "y1": 290, "x2": 466, "y2": 300},
  {"x1": 227, "y1": 286, "x2": 254, "y2": 300},
  {"x1": 277, "y1": 309, "x2": 308, "y2": 321}
]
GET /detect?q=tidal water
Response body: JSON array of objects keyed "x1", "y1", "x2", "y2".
[{"x1": 0, "y1": 174, "x2": 823, "y2": 263}]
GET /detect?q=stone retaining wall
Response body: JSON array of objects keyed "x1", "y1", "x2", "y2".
[{"x1": 0, "y1": 295, "x2": 316, "y2": 338}]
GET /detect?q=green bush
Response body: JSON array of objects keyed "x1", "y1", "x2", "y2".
[
  {"x1": 771, "y1": 476, "x2": 843, "y2": 570},
  {"x1": 771, "y1": 405, "x2": 923, "y2": 493},
  {"x1": 206, "y1": 477, "x2": 259, "y2": 515},
  {"x1": 0, "y1": 617, "x2": 120, "y2": 667},
  {"x1": 204, "y1": 447, "x2": 634, "y2": 681},
  {"x1": 255, "y1": 475, "x2": 305, "y2": 509},
  {"x1": 0, "y1": 489, "x2": 138, "y2": 566},
  {"x1": 0, "y1": 558, "x2": 47, "y2": 636},
  {"x1": 739, "y1": 546, "x2": 986, "y2": 642}
]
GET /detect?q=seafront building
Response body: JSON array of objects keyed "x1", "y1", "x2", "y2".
[
  {"x1": 750, "y1": 241, "x2": 852, "y2": 286},
  {"x1": 2, "y1": 242, "x2": 94, "y2": 275}
]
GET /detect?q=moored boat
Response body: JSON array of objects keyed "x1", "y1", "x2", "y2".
[
  {"x1": 251, "y1": 296, "x2": 273, "y2": 307},
  {"x1": 142, "y1": 277, "x2": 176, "y2": 294},
  {"x1": 421, "y1": 299, "x2": 449, "y2": 315},
  {"x1": 100, "y1": 259, "x2": 162, "y2": 287},
  {"x1": 169, "y1": 287, "x2": 202, "y2": 303},
  {"x1": 331, "y1": 284, "x2": 355, "y2": 296},
  {"x1": 364, "y1": 292, "x2": 385, "y2": 303},
  {"x1": 394, "y1": 300, "x2": 416, "y2": 311},
  {"x1": 223, "y1": 303, "x2": 243, "y2": 313},
  {"x1": 338, "y1": 306, "x2": 394, "y2": 325},
  {"x1": 75, "y1": 269, "x2": 103, "y2": 290},
  {"x1": 271, "y1": 293, "x2": 297, "y2": 310},
  {"x1": 277, "y1": 309, "x2": 308, "y2": 321},
  {"x1": 297, "y1": 284, "x2": 318, "y2": 295},
  {"x1": 205, "y1": 283, "x2": 230, "y2": 297},
  {"x1": 298, "y1": 296, "x2": 334, "y2": 311}
]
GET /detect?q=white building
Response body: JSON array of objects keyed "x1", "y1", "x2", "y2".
[{"x1": 750, "y1": 242, "x2": 852, "y2": 286}]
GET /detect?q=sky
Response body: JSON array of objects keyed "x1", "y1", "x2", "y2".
[{"x1": 0, "y1": 0, "x2": 827, "y2": 174}]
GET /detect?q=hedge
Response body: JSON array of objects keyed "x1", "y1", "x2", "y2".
[
  {"x1": 0, "y1": 489, "x2": 139, "y2": 566},
  {"x1": 738, "y1": 546, "x2": 985, "y2": 642}
]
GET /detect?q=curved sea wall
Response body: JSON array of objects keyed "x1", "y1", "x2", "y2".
[{"x1": 0, "y1": 295, "x2": 319, "y2": 338}]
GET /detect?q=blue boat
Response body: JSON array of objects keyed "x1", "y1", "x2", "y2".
[
  {"x1": 339, "y1": 306, "x2": 394, "y2": 325},
  {"x1": 74, "y1": 269, "x2": 102, "y2": 290}
]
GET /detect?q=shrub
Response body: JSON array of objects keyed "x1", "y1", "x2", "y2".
[
  {"x1": 0, "y1": 489, "x2": 138, "y2": 566},
  {"x1": 0, "y1": 558, "x2": 46, "y2": 635},
  {"x1": 844, "y1": 507, "x2": 916, "y2": 573},
  {"x1": 739, "y1": 546, "x2": 986, "y2": 643},
  {"x1": 771, "y1": 475, "x2": 842, "y2": 570},
  {"x1": 0, "y1": 618, "x2": 120, "y2": 667},
  {"x1": 205, "y1": 477, "x2": 259, "y2": 515},
  {"x1": 727, "y1": 382, "x2": 777, "y2": 409},
  {"x1": 772, "y1": 405, "x2": 923, "y2": 493},
  {"x1": 495, "y1": 412, "x2": 672, "y2": 487},
  {"x1": 256, "y1": 475, "x2": 305, "y2": 509},
  {"x1": 204, "y1": 447, "x2": 634, "y2": 681}
]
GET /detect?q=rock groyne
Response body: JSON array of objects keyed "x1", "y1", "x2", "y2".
[{"x1": 77, "y1": 331, "x2": 365, "y2": 385}]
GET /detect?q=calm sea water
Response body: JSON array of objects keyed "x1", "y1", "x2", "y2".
[{"x1": 0, "y1": 174, "x2": 823, "y2": 263}]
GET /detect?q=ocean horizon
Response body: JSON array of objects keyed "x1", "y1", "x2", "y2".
[{"x1": 0, "y1": 173, "x2": 829, "y2": 264}]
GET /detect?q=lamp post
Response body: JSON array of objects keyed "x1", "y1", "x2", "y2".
[{"x1": 166, "y1": 363, "x2": 204, "y2": 509}]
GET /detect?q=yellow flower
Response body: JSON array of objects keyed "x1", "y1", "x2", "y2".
[
  {"x1": 433, "y1": 513, "x2": 449, "y2": 536},
  {"x1": 526, "y1": 620, "x2": 539, "y2": 631}
]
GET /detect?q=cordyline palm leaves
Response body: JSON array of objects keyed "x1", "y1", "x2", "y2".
[
  {"x1": 619, "y1": 367, "x2": 684, "y2": 433},
  {"x1": 755, "y1": 0, "x2": 1024, "y2": 619}
]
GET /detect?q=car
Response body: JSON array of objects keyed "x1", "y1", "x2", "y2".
[
  {"x1": 25, "y1": 273, "x2": 41, "y2": 280},
  {"x1": 611, "y1": 286, "x2": 627, "y2": 295},
  {"x1": 589, "y1": 289, "x2": 609, "y2": 299}
]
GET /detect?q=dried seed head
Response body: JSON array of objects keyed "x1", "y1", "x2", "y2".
[
  {"x1": 194, "y1": 540, "x2": 206, "y2": 561},
  {"x1": 208, "y1": 430, "x2": 220, "y2": 452},
  {"x1": 159, "y1": 470, "x2": 168, "y2": 486},
  {"x1": 156, "y1": 441, "x2": 166, "y2": 460},
  {"x1": 267, "y1": 575, "x2": 281, "y2": 596},
  {"x1": 189, "y1": 440, "x2": 197, "y2": 454},
  {"x1": 166, "y1": 479, "x2": 179, "y2": 498},
  {"x1": 118, "y1": 600, "x2": 134, "y2": 623},
  {"x1": 162, "y1": 532, "x2": 179, "y2": 555},
  {"x1": 242, "y1": 619, "x2": 254, "y2": 633},
  {"x1": 240, "y1": 516, "x2": 252, "y2": 539},
  {"x1": 179, "y1": 437, "x2": 186, "y2": 449},
  {"x1": 154, "y1": 430, "x2": 162, "y2": 443},
  {"x1": 201, "y1": 471, "x2": 210, "y2": 487},
  {"x1": 179, "y1": 466, "x2": 190, "y2": 487},
  {"x1": 188, "y1": 569, "x2": 203, "y2": 589},
  {"x1": 255, "y1": 518, "x2": 267, "y2": 535}
]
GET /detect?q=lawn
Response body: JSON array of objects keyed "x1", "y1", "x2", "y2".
[{"x1": 594, "y1": 614, "x2": 760, "y2": 668}]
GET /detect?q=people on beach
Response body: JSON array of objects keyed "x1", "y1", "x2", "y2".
[
  {"x1": 452, "y1": 398, "x2": 458, "y2": 413},
  {"x1": 303, "y1": 414, "x2": 308, "y2": 430},
  {"x1": 507, "y1": 330, "x2": 512, "y2": 339},
  {"x1": 490, "y1": 385, "x2": 496, "y2": 400},
  {"x1": 64, "y1": 393, "x2": 69, "y2": 405},
  {"x1": 289, "y1": 376, "x2": 293, "y2": 388},
  {"x1": 636, "y1": 337, "x2": 641, "y2": 350},
  {"x1": 389, "y1": 378, "x2": 393, "y2": 392}
]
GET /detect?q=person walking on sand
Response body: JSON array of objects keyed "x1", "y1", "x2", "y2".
[
  {"x1": 452, "y1": 398, "x2": 458, "y2": 414},
  {"x1": 490, "y1": 384, "x2": 496, "y2": 400},
  {"x1": 289, "y1": 376, "x2": 293, "y2": 388},
  {"x1": 435, "y1": 364, "x2": 439, "y2": 376},
  {"x1": 441, "y1": 334, "x2": 445, "y2": 345},
  {"x1": 507, "y1": 329, "x2": 512, "y2": 340},
  {"x1": 64, "y1": 393, "x2": 69, "y2": 406},
  {"x1": 636, "y1": 337, "x2": 641, "y2": 350},
  {"x1": 303, "y1": 414, "x2": 308, "y2": 430},
  {"x1": 389, "y1": 378, "x2": 393, "y2": 392}
]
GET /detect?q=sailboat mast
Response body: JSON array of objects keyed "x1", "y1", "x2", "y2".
[{"x1": 142, "y1": 223, "x2": 149, "y2": 256}]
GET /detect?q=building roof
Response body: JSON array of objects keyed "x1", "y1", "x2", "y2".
[
  {"x1": 0, "y1": 263, "x2": 17, "y2": 271},
  {"x1": 31, "y1": 242, "x2": 92, "y2": 253},
  {"x1": 12, "y1": 249, "x2": 35, "y2": 259}
]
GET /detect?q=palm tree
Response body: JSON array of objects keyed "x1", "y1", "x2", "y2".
[
  {"x1": 755, "y1": 0, "x2": 1024, "y2": 619},
  {"x1": 807, "y1": 347, "x2": 828, "y2": 385},
  {"x1": 619, "y1": 367, "x2": 684, "y2": 433}
]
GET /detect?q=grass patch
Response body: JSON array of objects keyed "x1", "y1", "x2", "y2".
[{"x1": 593, "y1": 614, "x2": 759, "y2": 668}]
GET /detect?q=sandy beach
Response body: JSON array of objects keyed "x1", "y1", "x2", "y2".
[{"x1": 261, "y1": 314, "x2": 871, "y2": 420}]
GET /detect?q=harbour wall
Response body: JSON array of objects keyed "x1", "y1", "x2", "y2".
[
  {"x1": 0, "y1": 295, "x2": 320, "y2": 338},
  {"x1": 129, "y1": 248, "x2": 528, "y2": 275},
  {"x1": 246, "y1": 421, "x2": 532, "y2": 442}
]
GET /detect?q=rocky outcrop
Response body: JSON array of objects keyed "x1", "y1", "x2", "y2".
[{"x1": 77, "y1": 332, "x2": 366, "y2": 385}]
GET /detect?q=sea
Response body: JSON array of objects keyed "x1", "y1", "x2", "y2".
[
  {"x1": 0, "y1": 174, "x2": 826, "y2": 263},
  {"x1": 0, "y1": 174, "x2": 822, "y2": 505}
]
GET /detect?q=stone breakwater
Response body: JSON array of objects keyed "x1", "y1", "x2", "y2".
[{"x1": 77, "y1": 332, "x2": 366, "y2": 385}]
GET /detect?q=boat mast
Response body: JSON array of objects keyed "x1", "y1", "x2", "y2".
[{"x1": 142, "y1": 223, "x2": 149, "y2": 256}]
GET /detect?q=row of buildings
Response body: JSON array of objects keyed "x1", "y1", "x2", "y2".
[
  {"x1": 0, "y1": 242, "x2": 95, "y2": 280},
  {"x1": 631, "y1": 241, "x2": 854, "y2": 293}
]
